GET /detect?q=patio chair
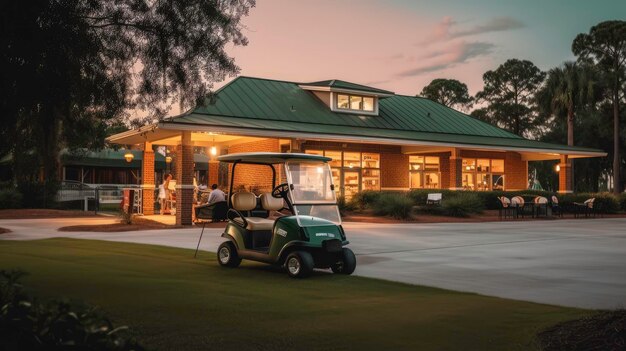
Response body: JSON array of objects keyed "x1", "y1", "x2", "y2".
[
  {"x1": 574, "y1": 198, "x2": 595, "y2": 218},
  {"x1": 511, "y1": 196, "x2": 529, "y2": 218},
  {"x1": 550, "y1": 195, "x2": 563, "y2": 217},
  {"x1": 533, "y1": 196, "x2": 549, "y2": 217},
  {"x1": 426, "y1": 193, "x2": 442, "y2": 205},
  {"x1": 498, "y1": 196, "x2": 516, "y2": 219},
  {"x1": 194, "y1": 201, "x2": 228, "y2": 258},
  {"x1": 195, "y1": 201, "x2": 228, "y2": 223}
]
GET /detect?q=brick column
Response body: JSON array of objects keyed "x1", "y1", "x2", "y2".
[
  {"x1": 449, "y1": 149, "x2": 462, "y2": 190},
  {"x1": 175, "y1": 131, "x2": 194, "y2": 225},
  {"x1": 558, "y1": 155, "x2": 573, "y2": 194},
  {"x1": 141, "y1": 142, "x2": 155, "y2": 215},
  {"x1": 208, "y1": 160, "x2": 219, "y2": 186}
]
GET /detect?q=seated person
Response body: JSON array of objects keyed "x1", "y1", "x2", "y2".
[
  {"x1": 194, "y1": 184, "x2": 227, "y2": 222},
  {"x1": 207, "y1": 184, "x2": 226, "y2": 205}
]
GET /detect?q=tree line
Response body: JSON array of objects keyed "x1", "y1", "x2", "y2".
[{"x1": 419, "y1": 21, "x2": 626, "y2": 194}]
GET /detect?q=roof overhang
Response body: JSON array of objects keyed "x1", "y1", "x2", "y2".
[
  {"x1": 298, "y1": 85, "x2": 394, "y2": 97},
  {"x1": 106, "y1": 121, "x2": 606, "y2": 161},
  {"x1": 158, "y1": 122, "x2": 606, "y2": 160}
]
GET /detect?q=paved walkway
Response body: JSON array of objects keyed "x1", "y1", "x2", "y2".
[{"x1": 1, "y1": 217, "x2": 625, "y2": 309}]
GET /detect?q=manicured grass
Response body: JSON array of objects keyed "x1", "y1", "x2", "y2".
[{"x1": 0, "y1": 239, "x2": 588, "y2": 350}]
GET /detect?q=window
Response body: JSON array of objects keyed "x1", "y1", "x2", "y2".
[
  {"x1": 337, "y1": 95, "x2": 349, "y2": 109},
  {"x1": 362, "y1": 153, "x2": 380, "y2": 191},
  {"x1": 335, "y1": 94, "x2": 376, "y2": 113},
  {"x1": 305, "y1": 149, "x2": 381, "y2": 199},
  {"x1": 409, "y1": 156, "x2": 440, "y2": 189},
  {"x1": 462, "y1": 158, "x2": 505, "y2": 190},
  {"x1": 350, "y1": 96, "x2": 362, "y2": 110},
  {"x1": 363, "y1": 97, "x2": 375, "y2": 111}
]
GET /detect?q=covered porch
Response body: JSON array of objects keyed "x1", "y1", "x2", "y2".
[{"x1": 107, "y1": 122, "x2": 602, "y2": 226}]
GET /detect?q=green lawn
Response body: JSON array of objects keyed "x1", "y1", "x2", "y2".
[{"x1": 0, "y1": 238, "x2": 588, "y2": 350}]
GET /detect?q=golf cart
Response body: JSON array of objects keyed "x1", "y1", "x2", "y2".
[{"x1": 215, "y1": 152, "x2": 356, "y2": 278}]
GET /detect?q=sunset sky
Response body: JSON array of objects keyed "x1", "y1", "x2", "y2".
[{"x1": 224, "y1": 0, "x2": 625, "y2": 97}]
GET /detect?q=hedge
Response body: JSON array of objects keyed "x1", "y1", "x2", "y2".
[
  {"x1": 620, "y1": 193, "x2": 626, "y2": 212},
  {"x1": 348, "y1": 189, "x2": 624, "y2": 215},
  {"x1": 0, "y1": 187, "x2": 22, "y2": 209},
  {"x1": 371, "y1": 192, "x2": 414, "y2": 219},
  {"x1": 440, "y1": 192, "x2": 485, "y2": 217}
]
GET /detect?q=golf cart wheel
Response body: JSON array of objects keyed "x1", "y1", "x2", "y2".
[
  {"x1": 285, "y1": 251, "x2": 314, "y2": 278},
  {"x1": 331, "y1": 248, "x2": 356, "y2": 275},
  {"x1": 217, "y1": 241, "x2": 241, "y2": 268}
]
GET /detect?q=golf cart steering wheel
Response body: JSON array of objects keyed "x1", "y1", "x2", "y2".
[{"x1": 272, "y1": 183, "x2": 290, "y2": 199}]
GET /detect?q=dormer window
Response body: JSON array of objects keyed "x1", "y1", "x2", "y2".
[
  {"x1": 336, "y1": 94, "x2": 375, "y2": 112},
  {"x1": 299, "y1": 79, "x2": 393, "y2": 117}
]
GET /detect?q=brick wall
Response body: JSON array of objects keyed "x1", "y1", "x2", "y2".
[
  {"x1": 227, "y1": 138, "x2": 280, "y2": 194},
  {"x1": 208, "y1": 161, "x2": 219, "y2": 186},
  {"x1": 141, "y1": 148, "x2": 155, "y2": 215},
  {"x1": 504, "y1": 152, "x2": 528, "y2": 190},
  {"x1": 380, "y1": 152, "x2": 409, "y2": 189}
]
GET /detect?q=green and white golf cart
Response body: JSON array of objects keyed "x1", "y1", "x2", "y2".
[{"x1": 216, "y1": 152, "x2": 356, "y2": 278}]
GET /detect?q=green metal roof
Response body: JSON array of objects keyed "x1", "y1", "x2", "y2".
[
  {"x1": 302, "y1": 79, "x2": 394, "y2": 95},
  {"x1": 218, "y1": 152, "x2": 331, "y2": 164},
  {"x1": 164, "y1": 76, "x2": 604, "y2": 155},
  {"x1": 188, "y1": 77, "x2": 517, "y2": 139}
]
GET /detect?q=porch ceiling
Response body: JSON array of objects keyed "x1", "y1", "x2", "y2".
[{"x1": 106, "y1": 124, "x2": 264, "y2": 147}]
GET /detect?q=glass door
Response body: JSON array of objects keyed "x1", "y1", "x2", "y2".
[
  {"x1": 331, "y1": 168, "x2": 341, "y2": 197},
  {"x1": 343, "y1": 171, "x2": 361, "y2": 201}
]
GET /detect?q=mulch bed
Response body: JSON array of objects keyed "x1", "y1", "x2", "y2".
[
  {"x1": 537, "y1": 310, "x2": 626, "y2": 351},
  {"x1": 0, "y1": 209, "x2": 98, "y2": 219},
  {"x1": 58, "y1": 217, "x2": 180, "y2": 232},
  {"x1": 58, "y1": 217, "x2": 227, "y2": 232}
]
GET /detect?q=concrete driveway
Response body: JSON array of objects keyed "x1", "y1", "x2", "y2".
[{"x1": 1, "y1": 216, "x2": 625, "y2": 309}]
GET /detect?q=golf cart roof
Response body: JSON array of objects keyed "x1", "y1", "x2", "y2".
[{"x1": 217, "y1": 152, "x2": 331, "y2": 164}]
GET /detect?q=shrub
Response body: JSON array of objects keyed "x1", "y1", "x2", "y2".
[
  {"x1": 337, "y1": 196, "x2": 357, "y2": 213},
  {"x1": 17, "y1": 180, "x2": 59, "y2": 208},
  {"x1": 441, "y1": 192, "x2": 484, "y2": 217},
  {"x1": 371, "y1": 193, "x2": 413, "y2": 219},
  {"x1": 619, "y1": 193, "x2": 626, "y2": 212},
  {"x1": 349, "y1": 190, "x2": 383, "y2": 210},
  {"x1": 558, "y1": 192, "x2": 620, "y2": 214},
  {"x1": 0, "y1": 270, "x2": 144, "y2": 350},
  {"x1": 0, "y1": 187, "x2": 22, "y2": 209}
]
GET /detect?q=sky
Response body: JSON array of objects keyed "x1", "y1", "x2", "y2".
[{"x1": 220, "y1": 0, "x2": 625, "y2": 97}]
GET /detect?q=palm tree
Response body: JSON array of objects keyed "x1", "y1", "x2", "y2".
[{"x1": 537, "y1": 62, "x2": 597, "y2": 190}]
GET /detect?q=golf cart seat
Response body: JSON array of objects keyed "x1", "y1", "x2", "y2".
[{"x1": 231, "y1": 192, "x2": 275, "y2": 231}]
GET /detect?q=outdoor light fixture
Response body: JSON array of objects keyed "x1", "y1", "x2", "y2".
[
  {"x1": 124, "y1": 152, "x2": 134, "y2": 163},
  {"x1": 555, "y1": 164, "x2": 561, "y2": 172},
  {"x1": 165, "y1": 156, "x2": 172, "y2": 163},
  {"x1": 210, "y1": 146, "x2": 217, "y2": 156}
]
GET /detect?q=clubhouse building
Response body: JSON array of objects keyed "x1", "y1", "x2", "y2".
[{"x1": 107, "y1": 76, "x2": 605, "y2": 225}]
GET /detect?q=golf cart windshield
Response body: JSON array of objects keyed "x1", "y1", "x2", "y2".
[{"x1": 285, "y1": 161, "x2": 341, "y2": 226}]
